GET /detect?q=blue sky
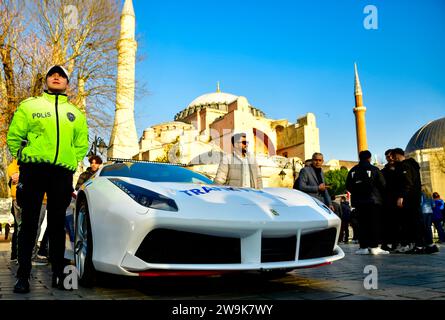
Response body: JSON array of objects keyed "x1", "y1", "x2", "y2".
[{"x1": 131, "y1": 0, "x2": 445, "y2": 162}]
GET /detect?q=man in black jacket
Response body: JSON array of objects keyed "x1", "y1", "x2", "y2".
[
  {"x1": 392, "y1": 148, "x2": 431, "y2": 253},
  {"x1": 380, "y1": 149, "x2": 399, "y2": 251},
  {"x1": 346, "y1": 150, "x2": 387, "y2": 255}
]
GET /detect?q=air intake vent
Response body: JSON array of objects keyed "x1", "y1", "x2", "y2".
[
  {"x1": 298, "y1": 228, "x2": 336, "y2": 260},
  {"x1": 261, "y1": 236, "x2": 296, "y2": 262},
  {"x1": 135, "y1": 229, "x2": 241, "y2": 264}
]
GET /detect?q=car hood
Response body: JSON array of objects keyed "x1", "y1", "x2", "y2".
[{"x1": 107, "y1": 177, "x2": 325, "y2": 213}]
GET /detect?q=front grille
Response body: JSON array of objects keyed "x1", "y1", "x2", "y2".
[
  {"x1": 298, "y1": 228, "x2": 337, "y2": 260},
  {"x1": 135, "y1": 229, "x2": 241, "y2": 264},
  {"x1": 261, "y1": 236, "x2": 296, "y2": 262}
]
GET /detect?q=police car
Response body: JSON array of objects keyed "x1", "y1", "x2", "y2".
[{"x1": 72, "y1": 159, "x2": 344, "y2": 287}]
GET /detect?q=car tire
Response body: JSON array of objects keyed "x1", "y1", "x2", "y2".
[{"x1": 75, "y1": 198, "x2": 96, "y2": 287}]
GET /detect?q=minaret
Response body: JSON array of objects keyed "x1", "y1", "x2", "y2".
[
  {"x1": 108, "y1": 0, "x2": 139, "y2": 159},
  {"x1": 353, "y1": 63, "x2": 368, "y2": 155}
]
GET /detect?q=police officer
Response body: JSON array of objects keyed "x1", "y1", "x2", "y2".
[{"x1": 7, "y1": 65, "x2": 89, "y2": 293}]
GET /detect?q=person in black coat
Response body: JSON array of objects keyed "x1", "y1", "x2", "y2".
[
  {"x1": 346, "y1": 150, "x2": 387, "y2": 255},
  {"x1": 392, "y1": 148, "x2": 430, "y2": 253},
  {"x1": 380, "y1": 149, "x2": 399, "y2": 251}
]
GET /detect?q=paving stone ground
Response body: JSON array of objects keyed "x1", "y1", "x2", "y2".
[{"x1": 1, "y1": 239, "x2": 445, "y2": 300}]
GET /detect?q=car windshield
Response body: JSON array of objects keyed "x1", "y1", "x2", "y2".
[{"x1": 100, "y1": 162, "x2": 214, "y2": 184}]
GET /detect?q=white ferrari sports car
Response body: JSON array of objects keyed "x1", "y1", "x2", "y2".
[{"x1": 72, "y1": 159, "x2": 344, "y2": 286}]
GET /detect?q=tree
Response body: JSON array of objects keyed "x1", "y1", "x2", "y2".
[
  {"x1": 0, "y1": 0, "x2": 29, "y2": 197},
  {"x1": 0, "y1": 0, "x2": 126, "y2": 197},
  {"x1": 324, "y1": 168, "x2": 349, "y2": 196},
  {"x1": 31, "y1": 0, "x2": 121, "y2": 131}
]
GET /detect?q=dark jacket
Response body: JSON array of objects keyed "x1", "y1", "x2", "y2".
[
  {"x1": 340, "y1": 201, "x2": 351, "y2": 221},
  {"x1": 394, "y1": 158, "x2": 421, "y2": 207},
  {"x1": 381, "y1": 162, "x2": 398, "y2": 205},
  {"x1": 331, "y1": 201, "x2": 343, "y2": 218},
  {"x1": 75, "y1": 167, "x2": 95, "y2": 190},
  {"x1": 433, "y1": 199, "x2": 445, "y2": 221},
  {"x1": 346, "y1": 161, "x2": 386, "y2": 207},
  {"x1": 297, "y1": 166, "x2": 332, "y2": 206}
]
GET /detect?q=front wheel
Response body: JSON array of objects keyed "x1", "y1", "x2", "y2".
[{"x1": 74, "y1": 199, "x2": 96, "y2": 287}]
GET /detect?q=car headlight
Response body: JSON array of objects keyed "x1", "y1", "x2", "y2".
[
  {"x1": 312, "y1": 197, "x2": 333, "y2": 215},
  {"x1": 109, "y1": 178, "x2": 178, "y2": 212}
]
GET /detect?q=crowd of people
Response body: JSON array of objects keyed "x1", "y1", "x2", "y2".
[
  {"x1": 294, "y1": 149, "x2": 444, "y2": 255},
  {"x1": 348, "y1": 148, "x2": 444, "y2": 255}
]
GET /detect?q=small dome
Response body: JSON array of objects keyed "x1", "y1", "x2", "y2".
[
  {"x1": 405, "y1": 117, "x2": 445, "y2": 153},
  {"x1": 187, "y1": 92, "x2": 238, "y2": 108}
]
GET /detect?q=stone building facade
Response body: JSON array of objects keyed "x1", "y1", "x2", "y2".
[{"x1": 137, "y1": 86, "x2": 320, "y2": 187}]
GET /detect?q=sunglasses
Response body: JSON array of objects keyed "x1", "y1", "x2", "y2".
[{"x1": 238, "y1": 141, "x2": 249, "y2": 145}]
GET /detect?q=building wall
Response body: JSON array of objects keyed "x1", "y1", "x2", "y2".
[
  {"x1": 230, "y1": 97, "x2": 278, "y2": 156},
  {"x1": 302, "y1": 115, "x2": 320, "y2": 161},
  {"x1": 139, "y1": 145, "x2": 165, "y2": 161},
  {"x1": 277, "y1": 113, "x2": 319, "y2": 160},
  {"x1": 276, "y1": 145, "x2": 302, "y2": 159},
  {"x1": 410, "y1": 148, "x2": 445, "y2": 197},
  {"x1": 181, "y1": 112, "x2": 198, "y2": 128},
  {"x1": 430, "y1": 150, "x2": 445, "y2": 196},
  {"x1": 210, "y1": 111, "x2": 235, "y2": 154},
  {"x1": 200, "y1": 109, "x2": 226, "y2": 134}
]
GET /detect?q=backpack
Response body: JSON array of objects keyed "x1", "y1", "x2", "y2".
[{"x1": 350, "y1": 166, "x2": 373, "y2": 197}]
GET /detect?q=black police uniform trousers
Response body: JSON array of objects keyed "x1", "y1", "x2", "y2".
[{"x1": 16, "y1": 163, "x2": 73, "y2": 279}]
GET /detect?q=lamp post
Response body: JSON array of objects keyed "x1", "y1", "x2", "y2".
[
  {"x1": 278, "y1": 169, "x2": 286, "y2": 181},
  {"x1": 88, "y1": 135, "x2": 108, "y2": 157},
  {"x1": 279, "y1": 158, "x2": 304, "y2": 182},
  {"x1": 292, "y1": 158, "x2": 304, "y2": 181}
]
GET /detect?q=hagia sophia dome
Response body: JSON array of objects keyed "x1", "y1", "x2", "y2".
[
  {"x1": 188, "y1": 91, "x2": 238, "y2": 108},
  {"x1": 174, "y1": 84, "x2": 266, "y2": 121}
]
